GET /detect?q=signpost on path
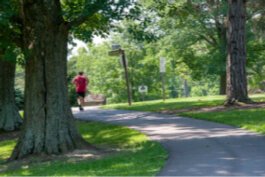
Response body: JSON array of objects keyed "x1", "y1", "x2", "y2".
[
  {"x1": 160, "y1": 57, "x2": 166, "y2": 101},
  {"x1": 109, "y1": 44, "x2": 132, "y2": 106},
  {"x1": 138, "y1": 85, "x2": 148, "y2": 101}
]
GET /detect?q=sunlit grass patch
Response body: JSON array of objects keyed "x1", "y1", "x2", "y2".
[
  {"x1": 0, "y1": 140, "x2": 16, "y2": 164},
  {"x1": 103, "y1": 95, "x2": 226, "y2": 112},
  {"x1": 5, "y1": 141, "x2": 165, "y2": 176},
  {"x1": 78, "y1": 121, "x2": 147, "y2": 148},
  {"x1": 104, "y1": 94, "x2": 265, "y2": 112},
  {"x1": 181, "y1": 108, "x2": 265, "y2": 135}
]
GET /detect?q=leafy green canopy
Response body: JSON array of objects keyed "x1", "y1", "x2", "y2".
[
  {"x1": 1, "y1": 0, "x2": 140, "y2": 55},
  {"x1": 0, "y1": 0, "x2": 22, "y2": 62},
  {"x1": 125, "y1": 0, "x2": 265, "y2": 82},
  {"x1": 61, "y1": 0, "x2": 139, "y2": 42}
]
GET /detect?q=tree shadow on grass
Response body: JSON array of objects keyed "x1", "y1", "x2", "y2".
[
  {"x1": 0, "y1": 120, "x2": 167, "y2": 176},
  {"x1": 0, "y1": 141, "x2": 166, "y2": 176}
]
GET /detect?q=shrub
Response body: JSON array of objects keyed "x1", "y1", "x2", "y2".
[{"x1": 14, "y1": 88, "x2": 24, "y2": 110}]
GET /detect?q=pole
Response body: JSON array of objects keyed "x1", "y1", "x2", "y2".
[
  {"x1": 141, "y1": 92, "x2": 145, "y2": 101},
  {"x1": 161, "y1": 72, "x2": 166, "y2": 101},
  {"x1": 184, "y1": 79, "x2": 189, "y2": 97},
  {"x1": 160, "y1": 57, "x2": 166, "y2": 101},
  {"x1": 121, "y1": 50, "x2": 132, "y2": 106}
]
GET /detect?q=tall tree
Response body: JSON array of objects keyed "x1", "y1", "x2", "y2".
[
  {"x1": 0, "y1": 1, "x2": 23, "y2": 131},
  {"x1": 226, "y1": 0, "x2": 249, "y2": 104},
  {"x1": 11, "y1": 0, "x2": 134, "y2": 160},
  {"x1": 141, "y1": 0, "x2": 229, "y2": 94},
  {"x1": 0, "y1": 59, "x2": 22, "y2": 131}
]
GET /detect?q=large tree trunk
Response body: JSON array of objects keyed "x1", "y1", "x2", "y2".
[
  {"x1": 226, "y1": 0, "x2": 249, "y2": 104},
  {"x1": 11, "y1": 0, "x2": 86, "y2": 160},
  {"x1": 0, "y1": 59, "x2": 22, "y2": 131}
]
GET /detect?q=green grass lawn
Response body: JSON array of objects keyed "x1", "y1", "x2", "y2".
[
  {"x1": 0, "y1": 121, "x2": 167, "y2": 176},
  {"x1": 104, "y1": 94, "x2": 265, "y2": 112},
  {"x1": 104, "y1": 94, "x2": 265, "y2": 135},
  {"x1": 104, "y1": 95, "x2": 226, "y2": 112},
  {"x1": 180, "y1": 108, "x2": 265, "y2": 134}
]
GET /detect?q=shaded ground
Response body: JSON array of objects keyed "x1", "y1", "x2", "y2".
[
  {"x1": 0, "y1": 119, "x2": 166, "y2": 176},
  {"x1": 0, "y1": 130, "x2": 20, "y2": 141},
  {"x1": 0, "y1": 148, "x2": 106, "y2": 173},
  {"x1": 0, "y1": 122, "x2": 114, "y2": 173},
  {"x1": 75, "y1": 107, "x2": 265, "y2": 176}
]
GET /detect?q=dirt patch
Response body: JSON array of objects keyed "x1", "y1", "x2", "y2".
[{"x1": 160, "y1": 102, "x2": 265, "y2": 114}]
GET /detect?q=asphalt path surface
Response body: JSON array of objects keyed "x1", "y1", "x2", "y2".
[{"x1": 74, "y1": 107, "x2": 265, "y2": 176}]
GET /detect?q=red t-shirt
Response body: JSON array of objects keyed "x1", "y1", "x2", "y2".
[{"x1": 73, "y1": 75, "x2": 88, "y2": 92}]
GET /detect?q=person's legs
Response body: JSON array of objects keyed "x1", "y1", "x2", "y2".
[
  {"x1": 77, "y1": 97, "x2": 80, "y2": 105},
  {"x1": 79, "y1": 96, "x2": 85, "y2": 107},
  {"x1": 77, "y1": 92, "x2": 85, "y2": 111}
]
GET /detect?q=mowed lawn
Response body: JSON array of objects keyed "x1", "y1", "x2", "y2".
[
  {"x1": 181, "y1": 108, "x2": 265, "y2": 134},
  {"x1": 0, "y1": 121, "x2": 167, "y2": 176},
  {"x1": 104, "y1": 94, "x2": 265, "y2": 135},
  {"x1": 104, "y1": 94, "x2": 265, "y2": 112},
  {"x1": 104, "y1": 95, "x2": 226, "y2": 112}
]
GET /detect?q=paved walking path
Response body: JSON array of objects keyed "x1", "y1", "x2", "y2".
[{"x1": 74, "y1": 107, "x2": 265, "y2": 176}]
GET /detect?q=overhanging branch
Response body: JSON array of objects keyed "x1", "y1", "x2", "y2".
[
  {"x1": 198, "y1": 34, "x2": 217, "y2": 46},
  {"x1": 67, "y1": 0, "x2": 105, "y2": 29}
]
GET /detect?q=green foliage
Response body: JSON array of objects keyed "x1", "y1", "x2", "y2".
[
  {"x1": 133, "y1": 0, "x2": 263, "y2": 87},
  {"x1": 62, "y1": 0, "x2": 138, "y2": 42},
  {"x1": 247, "y1": 40, "x2": 265, "y2": 91},
  {"x1": 67, "y1": 71, "x2": 79, "y2": 106},
  {"x1": 156, "y1": 0, "x2": 228, "y2": 79},
  {"x1": 0, "y1": 0, "x2": 22, "y2": 62},
  {"x1": 68, "y1": 43, "x2": 127, "y2": 103},
  {"x1": 190, "y1": 81, "x2": 219, "y2": 97},
  {"x1": 0, "y1": 121, "x2": 167, "y2": 176},
  {"x1": 15, "y1": 64, "x2": 25, "y2": 93},
  {"x1": 14, "y1": 88, "x2": 24, "y2": 110},
  {"x1": 68, "y1": 32, "x2": 224, "y2": 103}
]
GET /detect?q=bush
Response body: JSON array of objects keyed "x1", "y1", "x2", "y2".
[
  {"x1": 67, "y1": 72, "x2": 78, "y2": 106},
  {"x1": 14, "y1": 88, "x2": 24, "y2": 110}
]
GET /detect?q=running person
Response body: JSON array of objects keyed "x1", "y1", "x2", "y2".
[{"x1": 72, "y1": 72, "x2": 89, "y2": 111}]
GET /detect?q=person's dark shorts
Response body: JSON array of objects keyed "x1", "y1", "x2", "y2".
[{"x1": 76, "y1": 92, "x2": 85, "y2": 98}]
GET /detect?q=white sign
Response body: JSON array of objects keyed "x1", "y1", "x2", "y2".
[
  {"x1": 138, "y1": 85, "x2": 148, "y2": 93},
  {"x1": 112, "y1": 44, "x2": 121, "y2": 50},
  {"x1": 160, "y1": 57, "x2": 166, "y2": 73},
  {"x1": 168, "y1": 0, "x2": 175, "y2": 4}
]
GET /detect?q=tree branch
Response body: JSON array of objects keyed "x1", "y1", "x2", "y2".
[
  {"x1": 198, "y1": 34, "x2": 217, "y2": 46},
  {"x1": 67, "y1": 0, "x2": 105, "y2": 29}
]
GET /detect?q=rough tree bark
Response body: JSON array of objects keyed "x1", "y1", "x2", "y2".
[
  {"x1": 0, "y1": 59, "x2": 22, "y2": 131},
  {"x1": 225, "y1": 0, "x2": 250, "y2": 104},
  {"x1": 11, "y1": 0, "x2": 86, "y2": 159}
]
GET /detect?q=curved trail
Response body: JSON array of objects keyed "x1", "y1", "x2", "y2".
[{"x1": 74, "y1": 107, "x2": 265, "y2": 176}]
